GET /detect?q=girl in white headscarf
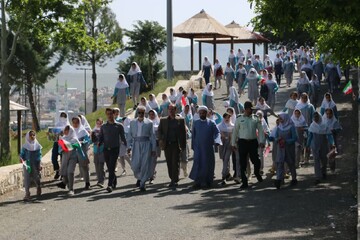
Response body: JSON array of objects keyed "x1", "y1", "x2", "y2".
[
  {"x1": 159, "y1": 93, "x2": 171, "y2": 117},
  {"x1": 91, "y1": 118, "x2": 105, "y2": 187},
  {"x1": 229, "y1": 86, "x2": 240, "y2": 114},
  {"x1": 217, "y1": 112, "x2": 235, "y2": 185},
  {"x1": 213, "y1": 59, "x2": 223, "y2": 90},
  {"x1": 57, "y1": 125, "x2": 85, "y2": 196},
  {"x1": 168, "y1": 88, "x2": 177, "y2": 103},
  {"x1": 322, "y1": 108, "x2": 342, "y2": 171},
  {"x1": 283, "y1": 91, "x2": 299, "y2": 117},
  {"x1": 112, "y1": 74, "x2": 129, "y2": 117},
  {"x1": 148, "y1": 93, "x2": 160, "y2": 113},
  {"x1": 273, "y1": 112, "x2": 298, "y2": 189},
  {"x1": 20, "y1": 130, "x2": 43, "y2": 201},
  {"x1": 241, "y1": 68, "x2": 260, "y2": 104},
  {"x1": 256, "y1": 110, "x2": 270, "y2": 174},
  {"x1": 202, "y1": 83, "x2": 215, "y2": 110},
  {"x1": 127, "y1": 62, "x2": 147, "y2": 109},
  {"x1": 72, "y1": 117, "x2": 91, "y2": 190},
  {"x1": 202, "y1": 56, "x2": 212, "y2": 85},
  {"x1": 148, "y1": 110, "x2": 161, "y2": 183},
  {"x1": 297, "y1": 71, "x2": 311, "y2": 96},
  {"x1": 224, "y1": 62, "x2": 236, "y2": 95},
  {"x1": 78, "y1": 114, "x2": 91, "y2": 133},
  {"x1": 320, "y1": 92, "x2": 338, "y2": 118},
  {"x1": 307, "y1": 112, "x2": 335, "y2": 184},
  {"x1": 291, "y1": 108, "x2": 308, "y2": 168}
]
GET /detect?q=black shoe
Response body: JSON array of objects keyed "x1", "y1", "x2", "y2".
[
  {"x1": 322, "y1": 173, "x2": 327, "y2": 180},
  {"x1": 54, "y1": 171, "x2": 60, "y2": 180},
  {"x1": 290, "y1": 179, "x2": 298, "y2": 186},
  {"x1": 84, "y1": 182, "x2": 92, "y2": 190},
  {"x1": 112, "y1": 184, "x2": 116, "y2": 190},
  {"x1": 274, "y1": 180, "x2": 281, "y2": 189},
  {"x1": 239, "y1": 183, "x2": 248, "y2": 190},
  {"x1": 57, "y1": 182, "x2": 66, "y2": 189},
  {"x1": 220, "y1": 180, "x2": 226, "y2": 186},
  {"x1": 140, "y1": 186, "x2": 146, "y2": 192},
  {"x1": 256, "y1": 174, "x2": 263, "y2": 183},
  {"x1": 314, "y1": 179, "x2": 321, "y2": 185},
  {"x1": 136, "y1": 180, "x2": 141, "y2": 187},
  {"x1": 106, "y1": 186, "x2": 113, "y2": 193}
]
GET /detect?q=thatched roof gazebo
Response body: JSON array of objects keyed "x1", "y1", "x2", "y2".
[
  {"x1": 173, "y1": 9, "x2": 234, "y2": 72},
  {"x1": 197, "y1": 20, "x2": 271, "y2": 61}
]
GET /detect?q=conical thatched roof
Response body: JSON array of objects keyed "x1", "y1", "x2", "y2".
[
  {"x1": 173, "y1": 9, "x2": 233, "y2": 39},
  {"x1": 0, "y1": 101, "x2": 29, "y2": 111},
  {"x1": 196, "y1": 20, "x2": 270, "y2": 44}
]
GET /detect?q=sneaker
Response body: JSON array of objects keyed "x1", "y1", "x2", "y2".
[
  {"x1": 97, "y1": 182, "x2": 104, "y2": 188},
  {"x1": 220, "y1": 180, "x2": 226, "y2": 186},
  {"x1": 68, "y1": 190, "x2": 75, "y2": 196},
  {"x1": 84, "y1": 182, "x2": 92, "y2": 190},
  {"x1": 136, "y1": 180, "x2": 141, "y2": 187},
  {"x1": 290, "y1": 179, "x2": 298, "y2": 186},
  {"x1": 239, "y1": 183, "x2": 248, "y2": 190},
  {"x1": 36, "y1": 187, "x2": 42, "y2": 196},
  {"x1": 57, "y1": 182, "x2": 66, "y2": 189},
  {"x1": 54, "y1": 171, "x2": 60, "y2": 180},
  {"x1": 256, "y1": 174, "x2": 263, "y2": 183},
  {"x1": 140, "y1": 186, "x2": 146, "y2": 192},
  {"x1": 149, "y1": 178, "x2": 154, "y2": 184},
  {"x1": 233, "y1": 177, "x2": 241, "y2": 184},
  {"x1": 274, "y1": 180, "x2": 281, "y2": 189},
  {"x1": 284, "y1": 173, "x2": 290, "y2": 179},
  {"x1": 23, "y1": 193, "x2": 31, "y2": 201},
  {"x1": 106, "y1": 186, "x2": 113, "y2": 193}
]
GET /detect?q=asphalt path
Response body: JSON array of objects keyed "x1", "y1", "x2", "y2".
[{"x1": 0, "y1": 74, "x2": 357, "y2": 240}]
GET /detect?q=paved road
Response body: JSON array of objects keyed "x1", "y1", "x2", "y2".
[{"x1": 0, "y1": 75, "x2": 357, "y2": 240}]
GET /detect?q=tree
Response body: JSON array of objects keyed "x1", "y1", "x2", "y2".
[
  {"x1": 68, "y1": 0, "x2": 123, "y2": 112},
  {"x1": 1, "y1": 0, "x2": 81, "y2": 161},
  {"x1": 125, "y1": 20, "x2": 166, "y2": 88},
  {"x1": 249, "y1": 0, "x2": 360, "y2": 65}
]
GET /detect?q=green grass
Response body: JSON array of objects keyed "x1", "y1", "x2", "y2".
[{"x1": 3, "y1": 78, "x2": 179, "y2": 166}]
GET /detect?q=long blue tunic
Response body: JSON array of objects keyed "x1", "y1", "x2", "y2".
[{"x1": 190, "y1": 119, "x2": 220, "y2": 186}]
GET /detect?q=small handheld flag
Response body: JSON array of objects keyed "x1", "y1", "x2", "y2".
[
  {"x1": 21, "y1": 158, "x2": 32, "y2": 173},
  {"x1": 342, "y1": 81, "x2": 353, "y2": 95}
]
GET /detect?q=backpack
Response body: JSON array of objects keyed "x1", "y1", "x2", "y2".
[{"x1": 260, "y1": 84, "x2": 269, "y2": 101}]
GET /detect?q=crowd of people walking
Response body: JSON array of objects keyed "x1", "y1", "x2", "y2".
[{"x1": 20, "y1": 45, "x2": 345, "y2": 200}]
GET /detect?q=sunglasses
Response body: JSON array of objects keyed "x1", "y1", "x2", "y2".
[{"x1": 138, "y1": 111, "x2": 145, "y2": 114}]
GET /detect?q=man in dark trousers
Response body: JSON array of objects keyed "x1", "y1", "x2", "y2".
[
  {"x1": 98, "y1": 108, "x2": 127, "y2": 193},
  {"x1": 158, "y1": 104, "x2": 187, "y2": 189},
  {"x1": 231, "y1": 101, "x2": 265, "y2": 190}
]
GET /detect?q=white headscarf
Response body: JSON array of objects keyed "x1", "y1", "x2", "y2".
[
  {"x1": 55, "y1": 112, "x2": 70, "y2": 129},
  {"x1": 295, "y1": 96, "x2": 311, "y2": 110},
  {"x1": 78, "y1": 115, "x2": 91, "y2": 132},
  {"x1": 127, "y1": 62, "x2": 142, "y2": 76},
  {"x1": 226, "y1": 107, "x2": 237, "y2": 124},
  {"x1": 73, "y1": 117, "x2": 90, "y2": 139},
  {"x1": 225, "y1": 65, "x2": 235, "y2": 73},
  {"x1": 247, "y1": 68, "x2": 259, "y2": 79},
  {"x1": 203, "y1": 57, "x2": 211, "y2": 67},
  {"x1": 256, "y1": 101, "x2": 270, "y2": 111},
  {"x1": 169, "y1": 88, "x2": 177, "y2": 102},
  {"x1": 217, "y1": 118, "x2": 234, "y2": 133},
  {"x1": 320, "y1": 93, "x2": 336, "y2": 110},
  {"x1": 115, "y1": 74, "x2": 129, "y2": 89},
  {"x1": 61, "y1": 125, "x2": 81, "y2": 145},
  {"x1": 148, "y1": 110, "x2": 160, "y2": 131},
  {"x1": 229, "y1": 86, "x2": 239, "y2": 103},
  {"x1": 285, "y1": 98, "x2": 299, "y2": 110},
  {"x1": 291, "y1": 109, "x2": 307, "y2": 127},
  {"x1": 322, "y1": 109, "x2": 341, "y2": 131},
  {"x1": 278, "y1": 112, "x2": 293, "y2": 131},
  {"x1": 22, "y1": 131, "x2": 42, "y2": 151},
  {"x1": 202, "y1": 83, "x2": 214, "y2": 97},
  {"x1": 148, "y1": 94, "x2": 159, "y2": 109},
  {"x1": 214, "y1": 60, "x2": 221, "y2": 70},
  {"x1": 140, "y1": 97, "x2": 152, "y2": 113},
  {"x1": 298, "y1": 71, "x2": 310, "y2": 85},
  {"x1": 308, "y1": 113, "x2": 330, "y2": 134}
]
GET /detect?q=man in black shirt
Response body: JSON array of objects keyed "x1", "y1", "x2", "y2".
[{"x1": 98, "y1": 108, "x2": 127, "y2": 193}]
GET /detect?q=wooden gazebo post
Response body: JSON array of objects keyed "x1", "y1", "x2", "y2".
[
  {"x1": 198, "y1": 42, "x2": 202, "y2": 71},
  {"x1": 17, "y1": 110, "x2": 22, "y2": 154},
  {"x1": 213, "y1": 37, "x2": 217, "y2": 64},
  {"x1": 190, "y1": 37, "x2": 194, "y2": 73}
]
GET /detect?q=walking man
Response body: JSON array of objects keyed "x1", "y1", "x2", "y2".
[
  {"x1": 128, "y1": 106, "x2": 157, "y2": 191},
  {"x1": 190, "y1": 106, "x2": 221, "y2": 188},
  {"x1": 98, "y1": 108, "x2": 127, "y2": 193},
  {"x1": 232, "y1": 101, "x2": 265, "y2": 189},
  {"x1": 158, "y1": 104, "x2": 187, "y2": 189}
]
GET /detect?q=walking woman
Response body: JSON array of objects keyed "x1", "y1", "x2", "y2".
[
  {"x1": 111, "y1": 74, "x2": 129, "y2": 117},
  {"x1": 202, "y1": 57, "x2": 212, "y2": 85},
  {"x1": 241, "y1": 68, "x2": 261, "y2": 105},
  {"x1": 127, "y1": 62, "x2": 147, "y2": 109},
  {"x1": 291, "y1": 109, "x2": 308, "y2": 168}
]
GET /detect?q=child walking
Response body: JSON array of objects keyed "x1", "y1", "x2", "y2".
[{"x1": 20, "y1": 131, "x2": 42, "y2": 201}]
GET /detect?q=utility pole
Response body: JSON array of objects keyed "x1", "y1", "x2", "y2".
[
  {"x1": 76, "y1": 67, "x2": 91, "y2": 114},
  {"x1": 166, "y1": 0, "x2": 173, "y2": 80}
]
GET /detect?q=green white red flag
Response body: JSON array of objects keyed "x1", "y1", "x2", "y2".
[
  {"x1": 58, "y1": 139, "x2": 81, "y2": 152},
  {"x1": 342, "y1": 81, "x2": 353, "y2": 95}
]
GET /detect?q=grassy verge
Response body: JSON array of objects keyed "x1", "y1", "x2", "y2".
[{"x1": 3, "y1": 78, "x2": 179, "y2": 166}]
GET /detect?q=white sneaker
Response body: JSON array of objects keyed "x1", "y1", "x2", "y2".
[{"x1": 68, "y1": 190, "x2": 75, "y2": 196}]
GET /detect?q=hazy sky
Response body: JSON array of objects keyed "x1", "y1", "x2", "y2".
[{"x1": 109, "y1": 0, "x2": 256, "y2": 47}]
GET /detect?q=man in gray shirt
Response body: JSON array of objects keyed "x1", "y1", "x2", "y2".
[{"x1": 99, "y1": 108, "x2": 127, "y2": 193}]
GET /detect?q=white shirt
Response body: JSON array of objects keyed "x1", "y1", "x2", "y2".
[{"x1": 137, "y1": 120, "x2": 144, "y2": 137}]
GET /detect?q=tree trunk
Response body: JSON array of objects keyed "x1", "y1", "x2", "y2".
[
  {"x1": 0, "y1": 0, "x2": 11, "y2": 162},
  {"x1": 26, "y1": 73, "x2": 40, "y2": 132},
  {"x1": 91, "y1": 55, "x2": 97, "y2": 112},
  {"x1": 148, "y1": 54, "x2": 153, "y2": 89}
]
